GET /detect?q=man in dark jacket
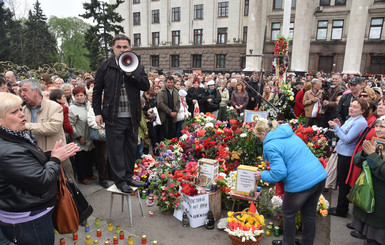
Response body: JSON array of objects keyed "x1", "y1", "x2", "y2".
[
  {"x1": 92, "y1": 34, "x2": 150, "y2": 193},
  {"x1": 157, "y1": 76, "x2": 180, "y2": 141},
  {"x1": 246, "y1": 71, "x2": 264, "y2": 110},
  {"x1": 335, "y1": 77, "x2": 363, "y2": 124}
]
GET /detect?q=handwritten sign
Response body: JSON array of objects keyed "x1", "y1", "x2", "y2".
[
  {"x1": 174, "y1": 193, "x2": 209, "y2": 228},
  {"x1": 235, "y1": 165, "x2": 258, "y2": 196},
  {"x1": 198, "y1": 158, "x2": 219, "y2": 185}
]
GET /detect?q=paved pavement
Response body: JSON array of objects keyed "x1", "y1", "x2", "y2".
[{"x1": 53, "y1": 179, "x2": 366, "y2": 245}]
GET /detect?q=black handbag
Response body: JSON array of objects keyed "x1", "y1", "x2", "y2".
[{"x1": 64, "y1": 170, "x2": 94, "y2": 224}]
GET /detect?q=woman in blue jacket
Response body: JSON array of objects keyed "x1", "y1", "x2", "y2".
[
  {"x1": 328, "y1": 98, "x2": 368, "y2": 217},
  {"x1": 254, "y1": 120, "x2": 327, "y2": 245}
]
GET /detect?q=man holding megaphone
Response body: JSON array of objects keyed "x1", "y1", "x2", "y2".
[{"x1": 92, "y1": 34, "x2": 150, "y2": 193}]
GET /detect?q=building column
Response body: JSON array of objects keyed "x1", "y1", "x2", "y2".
[
  {"x1": 342, "y1": 0, "x2": 371, "y2": 74},
  {"x1": 291, "y1": 0, "x2": 316, "y2": 72}
]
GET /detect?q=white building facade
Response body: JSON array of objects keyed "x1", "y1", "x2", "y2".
[{"x1": 112, "y1": 0, "x2": 385, "y2": 74}]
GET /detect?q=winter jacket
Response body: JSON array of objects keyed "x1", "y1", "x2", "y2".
[
  {"x1": 186, "y1": 87, "x2": 206, "y2": 115},
  {"x1": 303, "y1": 89, "x2": 323, "y2": 118},
  {"x1": 260, "y1": 124, "x2": 328, "y2": 193},
  {"x1": 219, "y1": 88, "x2": 229, "y2": 107},
  {"x1": 157, "y1": 86, "x2": 180, "y2": 124},
  {"x1": 353, "y1": 151, "x2": 385, "y2": 229},
  {"x1": 204, "y1": 89, "x2": 221, "y2": 112},
  {"x1": 138, "y1": 111, "x2": 148, "y2": 141},
  {"x1": 92, "y1": 58, "x2": 150, "y2": 127},
  {"x1": 230, "y1": 91, "x2": 249, "y2": 114},
  {"x1": 69, "y1": 101, "x2": 95, "y2": 151},
  {"x1": 294, "y1": 89, "x2": 305, "y2": 117},
  {"x1": 0, "y1": 129, "x2": 60, "y2": 212}
]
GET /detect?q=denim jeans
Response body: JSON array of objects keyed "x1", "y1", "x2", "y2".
[
  {"x1": 0, "y1": 209, "x2": 54, "y2": 245},
  {"x1": 0, "y1": 229, "x2": 14, "y2": 245},
  {"x1": 282, "y1": 179, "x2": 325, "y2": 245}
]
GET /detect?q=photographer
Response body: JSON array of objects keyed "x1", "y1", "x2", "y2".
[{"x1": 320, "y1": 74, "x2": 343, "y2": 128}]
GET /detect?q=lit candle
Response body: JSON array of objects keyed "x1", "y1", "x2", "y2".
[
  {"x1": 141, "y1": 235, "x2": 147, "y2": 244},
  {"x1": 128, "y1": 236, "x2": 133, "y2": 245},
  {"x1": 85, "y1": 224, "x2": 90, "y2": 232},
  {"x1": 72, "y1": 232, "x2": 78, "y2": 240},
  {"x1": 119, "y1": 231, "x2": 124, "y2": 240},
  {"x1": 86, "y1": 235, "x2": 92, "y2": 245},
  {"x1": 108, "y1": 222, "x2": 113, "y2": 231},
  {"x1": 97, "y1": 228, "x2": 102, "y2": 237}
]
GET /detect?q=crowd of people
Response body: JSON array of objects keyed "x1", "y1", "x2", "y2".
[{"x1": 1, "y1": 32, "x2": 385, "y2": 244}]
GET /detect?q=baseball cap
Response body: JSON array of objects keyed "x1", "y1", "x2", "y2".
[
  {"x1": 349, "y1": 77, "x2": 362, "y2": 85},
  {"x1": 207, "y1": 80, "x2": 215, "y2": 86}
]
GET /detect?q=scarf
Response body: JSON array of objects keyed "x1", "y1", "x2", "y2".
[{"x1": 0, "y1": 126, "x2": 35, "y2": 145}]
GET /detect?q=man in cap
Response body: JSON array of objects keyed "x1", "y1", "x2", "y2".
[{"x1": 335, "y1": 77, "x2": 363, "y2": 124}]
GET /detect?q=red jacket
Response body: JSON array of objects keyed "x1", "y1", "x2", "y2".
[
  {"x1": 61, "y1": 104, "x2": 74, "y2": 135},
  {"x1": 346, "y1": 113, "x2": 377, "y2": 187},
  {"x1": 294, "y1": 89, "x2": 305, "y2": 117}
]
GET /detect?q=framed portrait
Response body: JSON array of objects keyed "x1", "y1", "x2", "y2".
[
  {"x1": 370, "y1": 137, "x2": 385, "y2": 161},
  {"x1": 244, "y1": 110, "x2": 268, "y2": 123}
]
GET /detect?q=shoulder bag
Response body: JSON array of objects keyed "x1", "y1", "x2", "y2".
[{"x1": 53, "y1": 165, "x2": 79, "y2": 234}]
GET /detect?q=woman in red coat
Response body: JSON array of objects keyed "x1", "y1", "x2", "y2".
[{"x1": 294, "y1": 82, "x2": 312, "y2": 117}]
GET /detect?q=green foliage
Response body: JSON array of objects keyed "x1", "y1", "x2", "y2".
[
  {"x1": 80, "y1": 0, "x2": 124, "y2": 70},
  {"x1": 0, "y1": 1, "x2": 13, "y2": 61},
  {"x1": 49, "y1": 16, "x2": 90, "y2": 71},
  {"x1": 23, "y1": 0, "x2": 58, "y2": 68}
]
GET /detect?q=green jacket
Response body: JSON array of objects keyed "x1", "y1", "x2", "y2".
[
  {"x1": 138, "y1": 111, "x2": 148, "y2": 141},
  {"x1": 353, "y1": 151, "x2": 385, "y2": 229}
]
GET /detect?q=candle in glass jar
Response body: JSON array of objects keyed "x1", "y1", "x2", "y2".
[
  {"x1": 73, "y1": 232, "x2": 78, "y2": 240},
  {"x1": 119, "y1": 231, "x2": 124, "y2": 240},
  {"x1": 113, "y1": 236, "x2": 118, "y2": 245},
  {"x1": 128, "y1": 236, "x2": 134, "y2": 245},
  {"x1": 141, "y1": 235, "x2": 147, "y2": 244},
  {"x1": 108, "y1": 222, "x2": 113, "y2": 231},
  {"x1": 97, "y1": 228, "x2": 102, "y2": 237},
  {"x1": 85, "y1": 224, "x2": 90, "y2": 232},
  {"x1": 60, "y1": 238, "x2": 65, "y2": 245},
  {"x1": 86, "y1": 235, "x2": 92, "y2": 245},
  {"x1": 95, "y1": 218, "x2": 101, "y2": 226},
  {"x1": 274, "y1": 226, "x2": 280, "y2": 237},
  {"x1": 116, "y1": 226, "x2": 121, "y2": 234}
]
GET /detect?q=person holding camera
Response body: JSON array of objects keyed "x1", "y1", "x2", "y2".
[
  {"x1": 142, "y1": 88, "x2": 158, "y2": 154},
  {"x1": 320, "y1": 74, "x2": 343, "y2": 128}
]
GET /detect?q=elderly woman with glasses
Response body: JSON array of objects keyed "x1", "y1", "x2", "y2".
[{"x1": 0, "y1": 92, "x2": 79, "y2": 245}]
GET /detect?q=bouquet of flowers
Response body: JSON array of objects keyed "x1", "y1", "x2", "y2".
[
  {"x1": 265, "y1": 81, "x2": 295, "y2": 121},
  {"x1": 293, "y1": 125, "x2": 329, "y2": 159}
]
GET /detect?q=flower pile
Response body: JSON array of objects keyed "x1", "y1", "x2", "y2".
[
  {"x1": 225, "y1": 208, "x2": 265, "y2": 242},
  {"x1": 293, "y1": 124, "x2": 330, "y2": 159},
  {"x1": 273, "y1": 35, "x2": 290, "y2": 75},
  {"x1": 265, "y1": 81, "x2": 295, "y2": 121}
]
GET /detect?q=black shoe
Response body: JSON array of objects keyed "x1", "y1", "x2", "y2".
[
  {"x1": 117, "y1": 183, "x2": 133, "y2": 193},
  {"x1": 350, "y1": 230, "x2": 366, "y2": 239},
  {"x1": 346, "y1": 223, "x2": 355, "y2": 230},
  {"x1": 126, "y1": 178, "x2": 145, "y2": 187},
  {"x1": 295, "y1": 239, "x2": 302, "y2": 245},
  {"x1": 328, "y1": 207, "x2": 347, "y2": 218},
  {"x1": 272, "y1": 240, "x2": 282, "y2": 245},
  {"x1": 99, "y1": 181, "x2": 109, "y2": 188}
]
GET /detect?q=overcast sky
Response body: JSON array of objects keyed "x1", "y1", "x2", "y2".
[{"x1": 5, "y1": 0, "x2": 107, "y2": 23}]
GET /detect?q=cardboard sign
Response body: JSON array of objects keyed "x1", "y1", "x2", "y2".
[
  {"x1": 174, "y1": 193, "x2": 209, "y2": 228},
  {"x1": 235, "y1": 165, "x2": 258, "y2": 196},
  {"x1": 198, "y1": 158, "x2": 219, "y2": 185}
]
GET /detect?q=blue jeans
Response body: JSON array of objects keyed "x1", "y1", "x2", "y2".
[
  {"x1": 282, "y1": 179, "x2": 325, "y2": 245},
  {"x1": 0, "y1": 209, "x2": 54, "y2": 245},
  {"x1": 136, "y1": 139, "x2": 144, "y2": 159},
  {"x1": 176, "y1": 120, "x2": 184, "y2": 138},
  {"x1": 0, "y1": 229, "x2": 14, "y2": 245}
]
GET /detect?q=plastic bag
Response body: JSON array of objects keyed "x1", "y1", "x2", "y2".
[
  {"x1": 346, "y1": 161, "x2": 375, "y2": 213},
  {"x1": 311, "y1": 101, "x2": 321, "y2": 118},
  {"x1": 193, "y1": 103, "x2": 200, "y2": 117}
]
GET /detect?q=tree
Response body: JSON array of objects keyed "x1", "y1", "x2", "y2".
[
  {"x1": 80, "y1": 0, "x2": 124, "y2": 70},
  {"x1": 23, "y1": 0, "x2": 57, "y2": 68},
  {"x1": 49, "y1": 16, "x2": 90, "y2": 71},
  {"x1": 0, "y1": 1, "x2": 13, "y2": 61}
]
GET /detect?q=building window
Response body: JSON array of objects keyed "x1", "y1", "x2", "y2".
[
  {"x1": 151, "y1": 55, "x2": 159, "y2": 67},
  {"x1": 244, "y1": 0, "x2": 249, "y2": 16},
  {"x1": 194, "y1": 29, "x2": 203, "y2": 45},
  {"x1": 218, "y1": 2, "x2": 229, "y2": 17},
  {"x1": 192, "y1": 54, "x2": 202, "y2": 68},
  {"x1": 133, "y1": 0, "x2": 140, "y2": 3},
  {"x1": 133, "y1": 12, "x2": 140, "y2": 25},
  {"x1": 273, "y1": 0, "x2": 282, "y2": 9},
  {"x1": 335, "y1": 0, "x2": 346, "y2": 5},
  {"x1": 369, "y1": 18, "x2": 384, "y2": 39},
  {"x1": 241, "y1": 56, "x2": 246, "y2": 69},
  {"x1": 292, "y1": 0, "x2": 296, "y2": 8},
  {"x1": 316, "y1": 20, "x2": 328, "y2": 40},
  {"x1": 271, "y1": 22, "x2": 281, "y2": 41},
  {"x1": 289, "y1": 22, "x2": 294, "y2": 40},
  {"x1": 172, "y1": 7, "x2": 180, "y2": 22},
  {"x1": 152, "y1": 10, "x2": 159, "y2": 23},
  {"x1": 171, "y1": 55, "x2": 180, "y2": 68},
  {"x1": 152, "y1": 32, "x2": 159, "y2": 46},
  {"x1": 194, "y1": 4, "x2": 203, "y2": 19},
  {"x1": 133, "y1": 33, "x2": 141, "y2": 47},
  {"x1": 216, "y1": 54, "x2": 226, "y2": 68},
  {"x1": 243, "y1": 26, "x2": 248, "y2": 43},
  {"x1": 217, "y1": 28, "x2": 228, "y2": 44},
  {"x1": 172, "y1": 31, "x2": 180, "y2": 45},
  {"x1": 331, "y1": 20, "x2": 343, "y2": 40},
  {"x1": 374, "y1": 0, "x2": 385, "y2": 2},
  {"x1": 320, "y1": 0, "x2": 330, "y2": 6}
]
